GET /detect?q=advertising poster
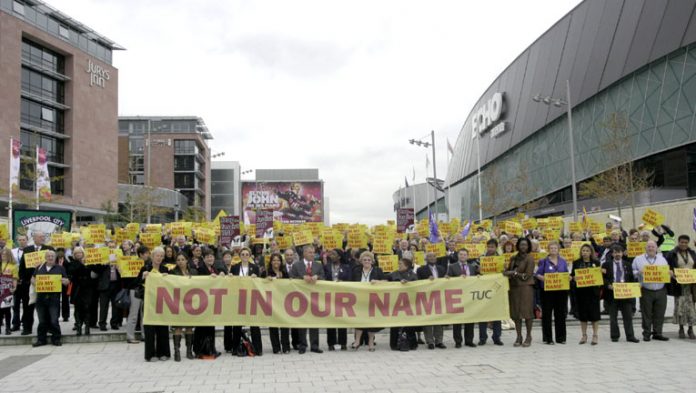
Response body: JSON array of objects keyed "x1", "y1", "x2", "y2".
[
  {"x1": 242, "y1": 181, "x2": 323, "y2": 224},
  {"x1": 12, "y1": 209, "x2": 72, "y2": 246}
]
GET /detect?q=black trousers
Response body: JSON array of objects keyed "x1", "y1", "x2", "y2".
[
  {"x1": 269, "y1": 327, "x2": 290, "y2": 352},
  {"x1": 541, "y1": 290, "x2": 568, "y2": 343},
  {"x1": 607, "y1": 299, "x2": 635, "y2": 340},
  {"x1": 390, "y1": 327, "x2": 417, "y2": 350},
  {"x1": 73, "y1": 294, "x2": 91, "y2": 327},
  {"x1": 452, "y1": 323, "x2": 475, "y2": 344},
  {"x1": 1, "y1": 307, "x2": 11, "y2": 329},
  {"x1": 98, "y1": 283, "x2": 121, "y2": 327},
  {"x1": 297, "y1": 328, "x2": 319, "y2": 350},
  {"x1": 35, "y1": 296, "x2": 61, "y2": 343},
  {"x1": 13, "y1": 283, "x2": 34, "y2": 331},
  {"x1": 291, "y1": 328, "x2": 301, "y2": 349},
  {"x1": 640, "y1": 288, "x2": 667, "y2": 337},
  {"x1": 61, "y1": 285, "x2": 70, "y2": 321},
  {"x1": 143, "y1": 325, "x2": 170, "y2": 360},
  {"x1": 326, "y1": 328, "x2": 347, "y2": 347},
  {"x1": 231, "y1": 326, "x2": 263, "y2": 354},
  {"x1": 89, "y1": 289, "x2": 99, "y2": 327},
  {"x1": 223, "y1": 326, "x2": 234, "y2": 351}
]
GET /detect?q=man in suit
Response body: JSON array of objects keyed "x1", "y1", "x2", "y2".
[
  {"x1": 97, "y1": 243, "x2": 122, "y2": 331},
  {"x1": 10, "y1": 234, "x2": 28, "y2": 331},
  {"x1": 283, "y1": 247, "x2": 301, "y2": 350},
  {"x1": 17, "y1": 231, "x2": 54, "y2": 335},
  {"x1": 478, "y1": 239, "x2": 504, "y2": 346},
  {"x1": 324, "y1": 249, "x2": 350, "y2": 350},
  {"x1": 447, "y1": 249, "x2": 478, "y2": 348},
  {"x1": 602, "y1": 244, "x2": 640, "y2": 343},
  {"x1": 417, "y1": 252, "x2": 447, "y2": 349},
  {"x1": 290, "y1": 244, "x2": 325, "y2": 354},
  {"x1": 31, "y1": 250, "x2": 69, "y2": 347}
]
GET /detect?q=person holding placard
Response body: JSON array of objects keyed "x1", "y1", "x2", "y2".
[
  {"x1": 602, "y1": 244, "x2": 639, "y2": 343},
  {"x1": 478, "y1": 239, "x2": 504, "y2": 346},
  {"x1": 31, "y1": 250, "x2": 68, "y2": 347},
  {"x1": 1, "y1": 248, "x2": 18, "y2": 335},
  {"x1": 125, "y1": 246, "x2": 149, "y2": 344},
  {"x1": 290, "y1": 244, "x2": 325, "y2": 354},
  {"x1": 137, "y1": 246, "x2": 171, "y2": 361},
  {"x1": 665, "y1": 235, "x2": 696, "y2": 339},
  {"x1": 67, "y1": 247, "x2": 96, "y2": 336},
  {"x1": 535, "y1": 241, "x2": 569, "y2": 345},
  {"x1": 504, "y1": 237, "x2": 535, "y2": 347},
  {"x1": 388, "y1": 257, "x2": 418, "y2": 351},
  {"x1": 17, "y1": 231, "x2": 54, "y2": 335},
  {"x1": 170, "y1": 252, "x2": 197, "y2": 361},
  {"x1": 10, "y1": 235, "x2": 27, "y2": 332},
  {"x1": 632, "y1": 240, "x2": 670, "y2": 342},
  {"x1": 194, "y1": 248, "x2": 225, "y2": 359},
  {"x1": 262, "y1": 253, "x2": 291, "y2": 354},
  {"x1": 571, "y1": 244, "x2": 601, "y2": 345},
  {"x1": 447, "y1": 249, "x2": 479, "y2": 348},
  {"x1": 417, "y1": 252, "x2": 447, "y2": 349},
  {"x1": 229, "y1": 247, "x2": 262, "y2": 356},
  {"x1": 324, "y1": 249, "x2": 350, "y2": 351},
  {"x1": 350, "y1": 251, "x2": 386, "y2": 352}
]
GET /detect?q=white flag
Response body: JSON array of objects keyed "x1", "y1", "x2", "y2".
[
  {"x1": 9, "y1": 138, "x2": 21, "y2": 195},
  {"x1": 447, "y1": 138, "x2": 454, "y2": 155},
  {"x1": 412, "y1": 167, "x2": 416, "y2": 182},
  {"x1": 36, "y1": 146, "x2": 51, "y2": 201},
  {"x1": 426, "y1": 155, "x2": 430, "y2": 170}
]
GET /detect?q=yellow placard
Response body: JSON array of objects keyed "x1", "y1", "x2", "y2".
[
  {"x1": 0, "y1": 223, "x2": 8, "y2": 241},
  {"x1": 641, "y1": 208, "x2": 665, "y2": 228},
  {"x1": 480, "y1": 256, "x2": 505, "y2": 275},
  {"x1": 627, "y1": 242, "x2": 646, "y2": 258},
  {"x1": 542, "y1": 229, "x2": 560, "y2": 241},
  {"x1": 347, "y1": 230, "x2": 367, "y2": 249},
  {"x1": 24, "y1": 250, "x2": 47, "y2": 268},
  {"x1": 568, "y1": 222, "x2": 582, "y2": 233},
  {"x1": 80, "y1": 227, "x2": 93, "y2": 245},
  {"x1": 196, "y1": 228, "x2": 217, "y2": 245},
  {"x1": 544, "y1": 272, "x2": 570, "y2": 291},
  {"x1": 145, "y1": 224, "x2": 162, "y2": 233},
  {"x1": 642, "y1": 265, "x2": 670, "y2": 283},
  {"x1": 521, "y1": 218, "x2": 537, "y2": 230},
  {"x1": 530, "y1": 251, "x2": 548, "y2": 261},
  {"x1": 372, "y1": 232, "x2": 394, "y2": 255},
  {"x1": 574, "y1": 267, "x2": 603, "y2": 288},
  {"x1": 613, "y1": 282, "x2": 642, "y2": 299},
  {"x1": 276, "y1": 236, "x2": 292, "y2": 250},
  {"x1": 35, "y1": 274, "x2": 62, "y2": 292},
  {"x1": 140, "y1": 232, "x2": 161, "y2": 249},
  {"x1": 88, "y1": 224, "x2": 106, "y2": 244},
  {"x1": 559, "y1": 247, "x2": 580, "y2": 262},
  {"x1": 503, "y1": 253, "x2": 514, "y2": 269},
  {"x1": 458, "y1": 242, "x2": 485, "y2": 257},
  {"x1": 118, "y1": 256, "x2": 144, "y2": 278},
  {"x1": 413, "y1": 251, "x2": 424, "y2": 265},
  {"x1": 589, "y1": 221, "x2": 602, "y2": 234},
  {"x1": 171, "y1": 222, "x2": 193, "y2": 238},
  {"x1": 425, "y1": 242, "x2": 447, "y2": 258},
  {"x1": 143, "y1": 273, "x2": 511, "y2": 328},
  {"x1": 49, "y1": 232, "x2": 70, "y2": 249},
  {"x1": 84, "y1": 247, "x2": 110, "y2": 265},
  {"x1": 292, "y1": 230, "x2": 314, "y2": 247},
  {"x1": 378, "y1": 255, "x2": 399, "y2": 272},
  {"x1": 675, "y1": 268, "x2": 696, "y2": 284}
]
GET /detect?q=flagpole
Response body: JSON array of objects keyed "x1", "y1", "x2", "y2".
[
  {"x1": 35, "y1": 145, "x2": 40, "y2": 211},
  {"x1": 8, "y1": 138, "x2": 13, "y2": 238},
  {"x1": 446, "y1": 141, "x2": 451, "y2": 221},
  {"x1": 475, "y1": 132, "x2": 483, "y2": 222},
  {"x1": 412, "y1": 167, "x2": 417, "y2": 221}
]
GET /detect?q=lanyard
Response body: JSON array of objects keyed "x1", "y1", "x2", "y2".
[{"x1": 362, "y1": 268, "x2": 372, "y2": 281}]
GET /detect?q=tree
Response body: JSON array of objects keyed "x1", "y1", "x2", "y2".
[
  {"x1": 579, "y1": 111, "x2": 653, "y2": 227},
  {"x1": 181, "y1": 193, "x2": 206, "y2": 222},
  {"x1": 480, "y1": 163, "x2": 514, "y2": 222},
  {"x1": 119, "y1": 187, "x2": 171, "y2": 223}
]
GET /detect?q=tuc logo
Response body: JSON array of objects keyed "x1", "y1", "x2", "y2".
[
  {"x1": 86, "y1": 59, "x2": 110, "y2": 88},
  {"x1": 471, "y1": 92, "x2": 505, "y2": 137}
]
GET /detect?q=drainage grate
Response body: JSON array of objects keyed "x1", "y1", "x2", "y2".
[
  {"x1": 455, "y1": 364, "x2": 503, "y2": 375},
  {"x1": 0, "y1": 355, "x2": 49, "y2": 379}
]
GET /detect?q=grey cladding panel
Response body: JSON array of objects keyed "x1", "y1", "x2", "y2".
[
  {"x1": 601, "y1": 0, "x2": 643, "y2": 90},
  {"x1": 579, "y1": 0, "x2": 623, "y2": 100},
  {"x1": 623, "y1": 0, "x2": 667, "y2": 75},
  {"x1": 570, "y1": 0, "x2": 604, "y2": 105},
  {"x1": 650, "y1": 0, "x2": 696, "y2": 60}
]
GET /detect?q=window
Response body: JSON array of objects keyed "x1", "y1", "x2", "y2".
[
  {"x1": 174, "y1": 140, "x2": 197, "y2": 155},
  {"x1": 21, "y1": 67, "x2": 65, "y2": 103},
  {"x1": 58, "y1": 25, "x2": 70, "y2": 39},
  {"x1": 13, "y1": 1, "x2": 25, "y2": 15},
  {"x1": 128, "y1": 138, "x2": 144, "y2": 153},
  {"x1": 21, "y1": 98, "x2": 64, "y2": 133},
  {"x1": 20, "y1": 130, "x2": 64, "y2": 163},
  {"x1": 180, "y1": 190, "x2": 195, "y2": 207},
  {"x1": 212, "y1": 181, "x2": 235, "y2": 194},
  {"x1": 212, "y1": 169, "x2": 235, "y2": 182},
  {"x1": 128, "y1": 156, "x2": 144, "y2": 172},
  {"x1": 129, "y1": 174, "x2": 144, "y2": 185},
  {"x1": 48, "y1": 166, "x2": 64, "y2": 195},
  {"x1": 174, "y1": 155, "x2": 195, "y2": 171},
  {"x1": 21, "y1": 40, "x2": 65, "y2": 74},
  {"x1": 19, "y1": 159, "x2": 34, "y2": 191},
  {"x1": 174, "y1": 173, "x2": 195, "y2": 189}
]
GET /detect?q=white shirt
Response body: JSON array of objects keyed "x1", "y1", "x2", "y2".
[
  {"x1": 12, "y1": 248, "x2": 23, "y2": 263},
  {"x1": 429, "y1": 264, "x2": 439, "y2": 278},
  {"x1": 240, "y1": 265, "x2": 249, "y2": 277},
  {"x1": 632, "y1": 253, "x2": 668, "y2": 290}
]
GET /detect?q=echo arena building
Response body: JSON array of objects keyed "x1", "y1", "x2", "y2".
[{"x1": 446, "y1": 0, "x2": 696, "y2": 230}]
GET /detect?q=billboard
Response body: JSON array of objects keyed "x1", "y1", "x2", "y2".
[
  {"x1": 242, "y1": 181, "x2": 323, "y2": 224},
  {"x1": 12, "y1": 209, "x2": 73, "y2": 245}
]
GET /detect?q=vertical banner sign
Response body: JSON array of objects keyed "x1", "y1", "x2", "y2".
[
  {"x1": 219, "y1": 216, "x2": 240, "y2": 247},
  {"x1": 255, "y1": 210, "x2": 274, "y2": 238},
  {"x1": 397, "y1": 208, "x2": 415, "y2": 233},
  {"x1": 12, "y1": 210, "x2": 72, "y2": 246},
  {"x1": 9, "y1": 139, "x2": 21, "y2": 195},
  {"x1": 36, "y1": 147, "x2": 51, "y2": 202}
]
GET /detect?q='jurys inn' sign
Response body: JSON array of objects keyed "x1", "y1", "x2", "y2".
[
  {"x1": 471, "y1": 92, "x2": 507, "y2": 139},
  {"x1": 86, "y1": 59, "x2": 110, "y2": 88}
]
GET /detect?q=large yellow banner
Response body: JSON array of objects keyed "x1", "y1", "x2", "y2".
[{"x1": 143, "y1": 274, "x2": 510, "y2": 328}]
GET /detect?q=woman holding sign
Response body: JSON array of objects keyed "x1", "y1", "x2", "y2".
[
  {"x1": 170, "y1": 253, "x2": 197, "y2": 361},
  {"x1": 1, "y1": 249, "x2": 18, "y2": 335},
  {"x1": 350, "y1": 251, "x2": 386, "y2": 352},
  {"x1": 666, "y1": 235, "x2": 696, "y2": 339},
  {"x1": 137, "y1": 246, "x2": 170, "y2": 362},
  {"x1": 571, "y1": 244, "x2": 601, "y2": 345},
  {"x1": 504, "y1": 238, "x2": 535, "y2": 347},
  {"x1": 534, "y1": 241, "x2": 569, "y2": 345}
]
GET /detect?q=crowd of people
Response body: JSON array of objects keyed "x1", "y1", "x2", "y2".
[{"x1": 0, "y1": 218, "x2": 695, "y2": 363}]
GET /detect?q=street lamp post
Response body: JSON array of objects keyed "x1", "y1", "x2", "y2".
[
  {"x1": 408, "y1": 131, "x2": 439, "y2": 220},
  {"x1": 533, "y1": 79, "x2": 578, "y2": 221}
]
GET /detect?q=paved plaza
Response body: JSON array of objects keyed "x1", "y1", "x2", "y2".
[{"x1": 1, "y1": 321, "x2": 695, "y2": 393}]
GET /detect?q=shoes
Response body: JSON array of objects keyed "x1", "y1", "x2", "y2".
[
  {"x1": 327, "y1": 346, "x2": 335, "y2": 351},
  {"x1": 642, "y1": 336, "x2": 651, "y2": 342},
  {"x1": 127, "y1": 339, "x2": 140, "y2": 344},
  {"x1": 513, "y1": 338, "x2": 522, "y2": 347},
  {"x1": 652, "y1": 335, "x2": 669, "y2": 341},
  {"x1": 544, "y1": 341, "x2": 554, "y2": 345},
  {"x1": 611, "y1": 338, "x2": 619, "y2": 342},
  {"x1": 21, "y1": 330, "x2": 31, "y2": 336},
  {"x1": 368, "y1": 347, "x2": 375, "y2": 352},
  {"x1": 465, "y1": 342, "x2": 476, "y2": 348},
  {"x1": 427, "y1": 344, "x2": 435, "y2": 350},
  {"x1": 310, "y1": 348, "x2": 323, "y2": 354},
  {"x1": 350, "y1": 343, "x2": 361, "y2": 351},
  {"x1": 32, "y1": 341, "x2": 46, "y2": 347},
  {"x1": 273, "y1": 349, "x2": 281, "y2": 354},
  {"x1": 159, "y1": 356, "x2": 169, "y2": 361},
  {"x1": 627, "y1": 337, "x2": 640, "y2": 343},
  {"x1": 579, "y1": 335, "x2": 587, "y2": 345},
  {"x1": 591, "y1": 335, "x2": 598, "y2": 346},
  {"x1": 52, "y1": 341, "x2": 62, "y2": 347},
  {"x1": 283, "y1": 349, "x2": 291, "y2": 354},
  {"x1": 340, "y1": 345, "x2": 347, "y2": 351},
  {"x1": 11, "y1": 326, "x2": 20, "y2": 332},
  {"x1": 298, "y1": 348, "x2": 306, "y2": 354},
  {"x1": 493, "y1": 340, "x2": 504, "y2": 346},
  {"x1": 111, "y1": 324, "x2": 119, "y2": 330},
  {"x1": 679, "y1": 329, "x2": 686, "y2": 339},
  {"x1": 435, "y1": 343, "x2": 447, "y2": 349},
  {"x1": 455, "y1": 342, "x2": 462, "y2": 348},
  {"x1": 99, "y1": 325, "x2": 108, "y2": 332},
  {"x1": 522, "y1": 337, "x2": 532, "y2": 347},
  {"x1": 76, "y1": 325, "x2": 82, "y2": 336},
  {"x1": 145, "y1": 358, "x2": 152, "y2": 362},
  {"x1": 556, "y1": 341, "x2": 566, "y2": 345},
  {"x1": 477, "y1": 340, "x2": 486, "y2": 346}
]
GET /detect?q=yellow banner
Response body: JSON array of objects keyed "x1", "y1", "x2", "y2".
[
  {"x1": 480, "y1": 256, "x2": 505, "y2": 274},
  {"x1": 642, "y1": 265, "x2": 670, "y2": 283},
  {"x1": 675, "y1": 268, "x2": 696, "y2": 284},
  {"x1": 24, "y1": 250, "x2": 47, "y2": 268},
  {"x1": 574, "y1": 267, "x2": 603, "y2": 288},
  {"x1": 641, "y1": 208, "x2": 665, "y2": 228},
  {"x1": 627, "y1": 242, "x2": 646, "y2": 258},
  {"x1": 544, "y1": 272, "x2": 570, "y2": 291},
  {"x1": 118, "y1": 256, "x2": 144, "y2": 278},
  {"x1": 613, "y1": 282, "x2": 642, "y2": 299},
  {"x1": 143, "y1": 274, "x2": 510, "y2": 328},
  {"x1": 35, "y1": 274, "x2": 61, "y2": 292}
]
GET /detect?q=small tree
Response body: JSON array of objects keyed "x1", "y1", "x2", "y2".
[{"x1": 119, "y1": 187, "x2": 171, "y2": 223}]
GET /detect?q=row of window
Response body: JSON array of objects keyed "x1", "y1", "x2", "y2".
[
  {"x1": 21, "y1": 98, "x2": 64, "y2": 133},
  {"x1": 20, "y1": 130, "x2": 64, "y2": 163},
  {"x1": 18, "y1": 161, "x2": 65, "y2": 196},
  {"x1": 21, "y1": 39, "x2": 65, "y2": 75},
  {"x1": 21, "y1": 67, "x2": 65, "y2": 103}
]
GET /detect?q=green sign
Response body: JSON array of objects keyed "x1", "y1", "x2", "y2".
[{"x1": 12, "y1": 209, "x2": 72, "y2": 245}]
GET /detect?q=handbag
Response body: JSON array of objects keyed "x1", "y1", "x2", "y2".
[
  {"x1": 134, "y1": 285, "x2": 145, "y2": 300},
  {"x1": 28, "y1": 284, "x2": 37, "y2": 305},
  {"x1": 397, "y1": 328, "x2": 410, "y2": 351},
  {"x1": 114, "y1": 288, "x2": 131, "y2": 309},
  {"x1": 0, "y1": 295, "x2": 12, "y2": 309}
]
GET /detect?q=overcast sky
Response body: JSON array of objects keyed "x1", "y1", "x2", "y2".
[{"x1": 52, "y1": 0, "x2": 581, "y2": 225}]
